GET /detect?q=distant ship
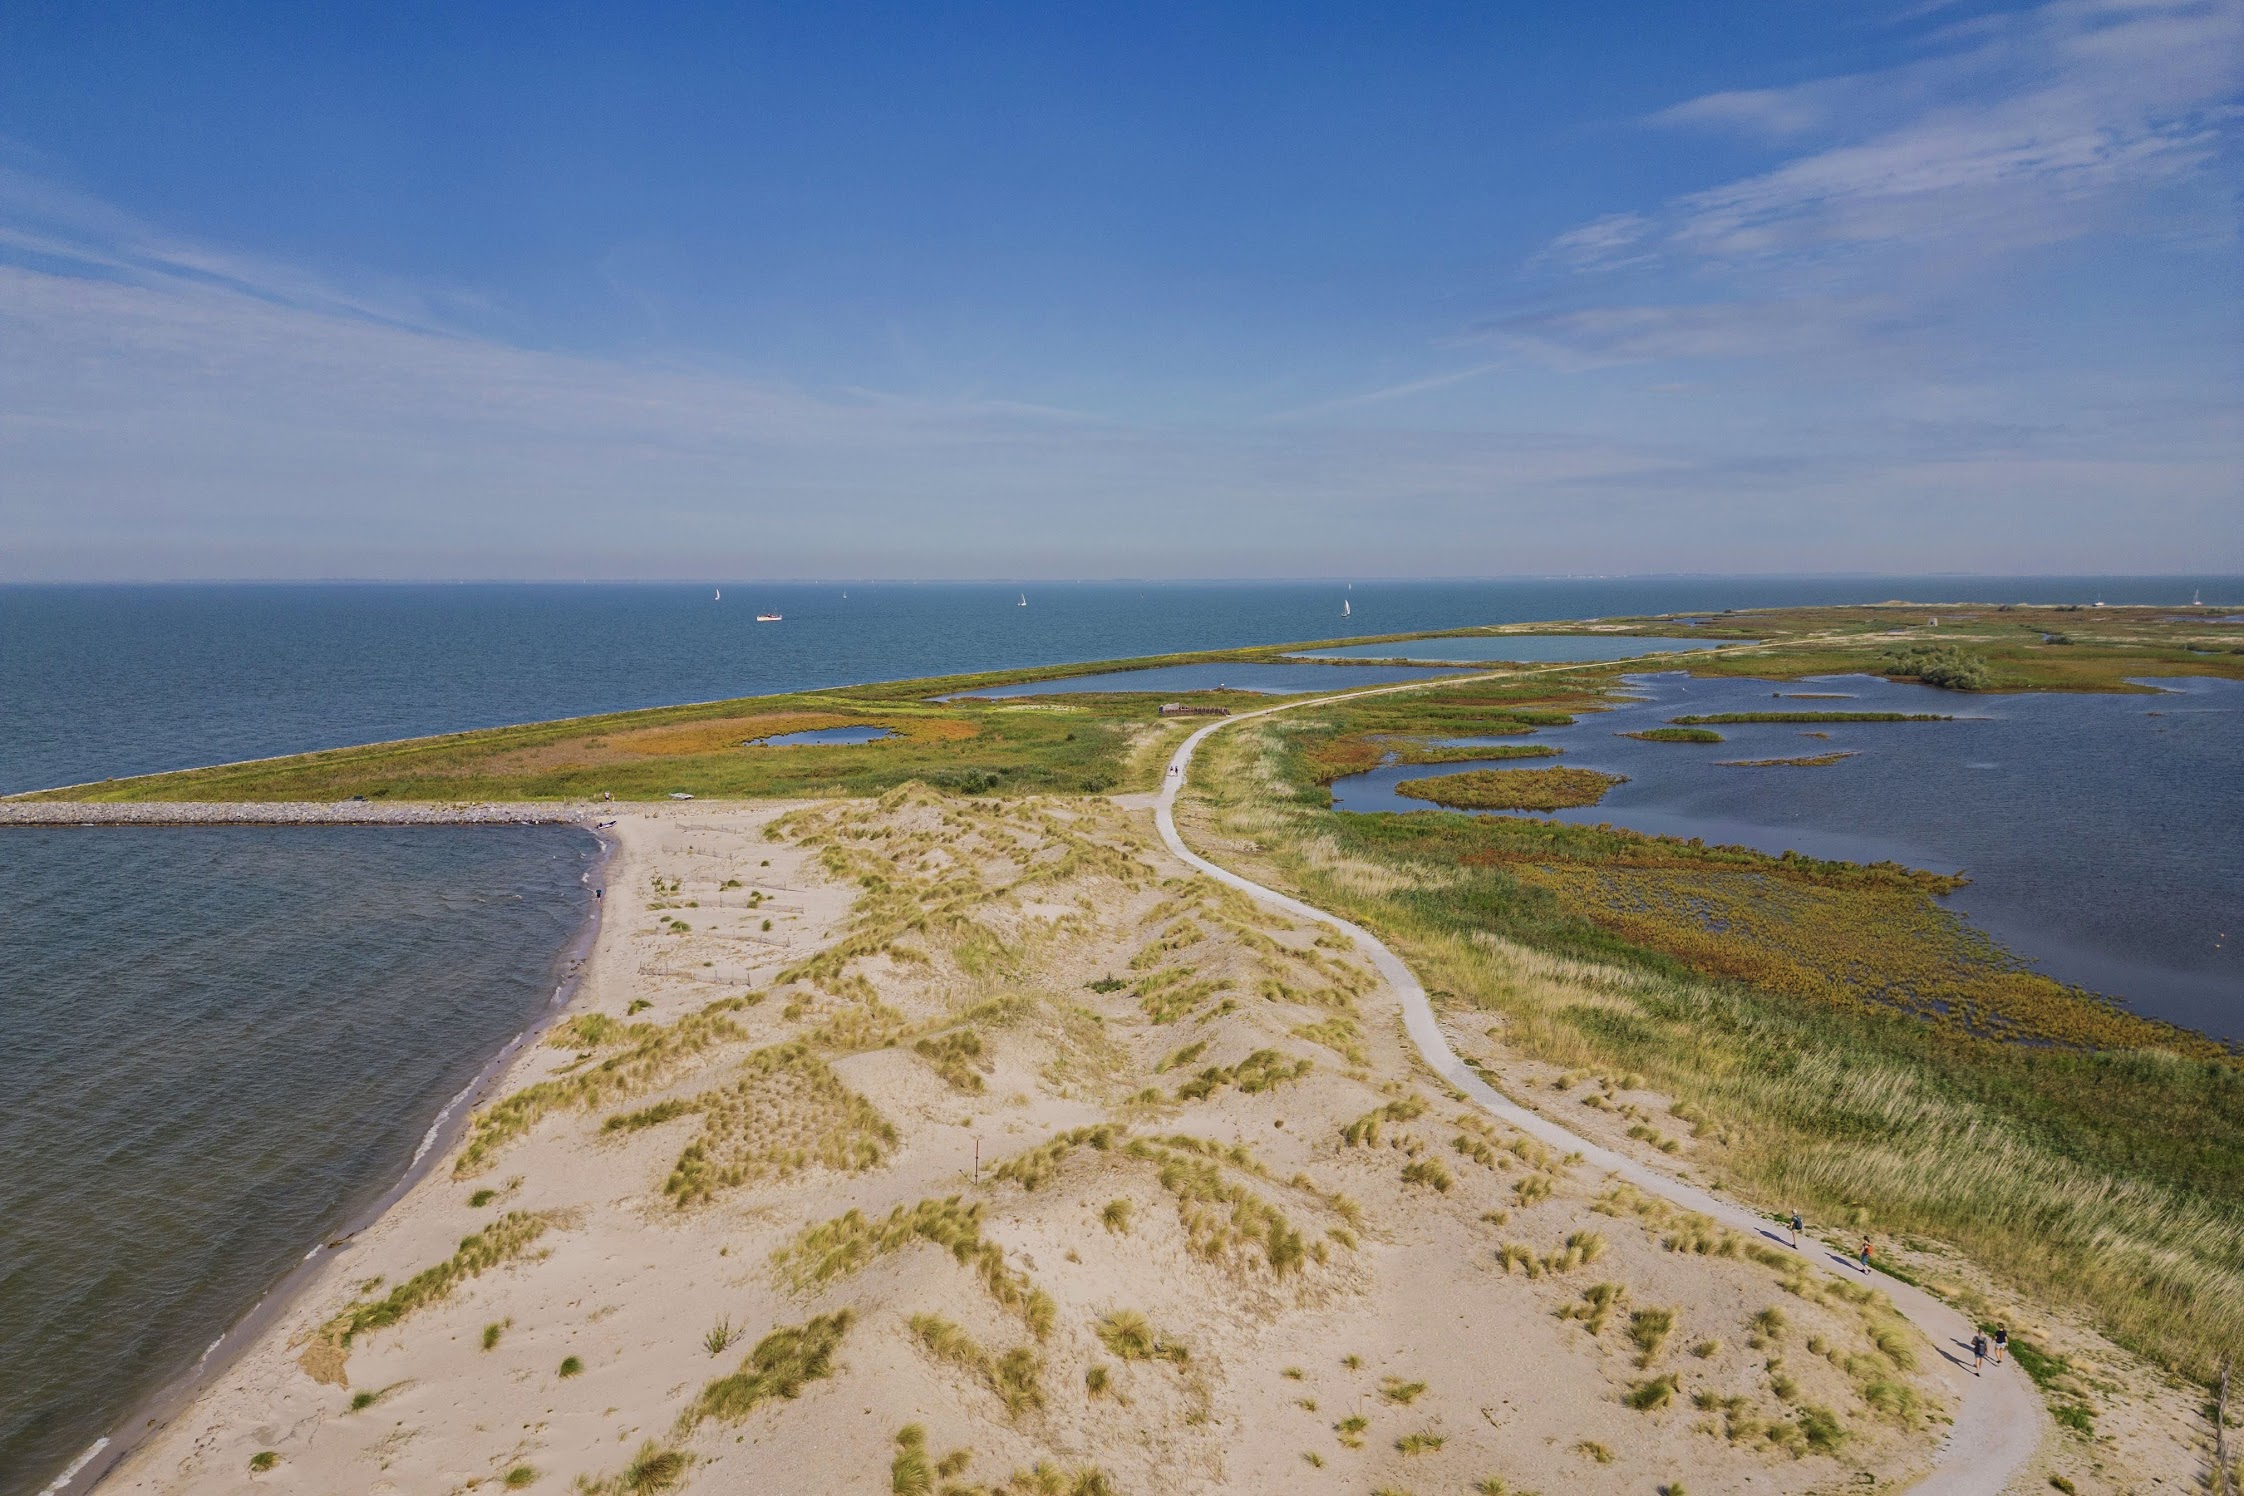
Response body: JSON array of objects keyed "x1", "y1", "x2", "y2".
[{"x1": 756, "y1": 612, "x2": 782, "y2": 622}]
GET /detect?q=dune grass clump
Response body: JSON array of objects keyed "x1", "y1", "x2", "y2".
[
  {"x1": 774, "y1": 1196, "x2": 1056, "y2": 1337},
  {"x1": 1129, "y1": 1136, "x2": 1314, "y2": 1275},
  {"x1": 1095, "y1": 1309, "x2": 1189, "y2": 1364},
  {"x1": 1173, "y1": 1047, "x2": 1314, "y2": 1102},
  {"x1": 907, "y1": 1314, "x2": 1045, "y2": 1417},
  {"x1": 1629, "y1": 1307, "x2": 1677, "y2": 1367},
  {"x1": 687, "y1": 1310, "x2": 854, "y2": 1427},
  {"x1": 456, "y1": 998, "x2": 753, "y2": 1175},
  {"x1": 1400, "y1": 1157, "x2": 1453, "y2": 1192},
  {"x1": 1134, "y1": 967, "x2": 1232, "y2": 1023},
  {"x1": 1560, "y1": 1281, "x2": 1627, "y2": 1334},
  {"x1": 503, "y1": 1463, "x2": 539, "y2": 1487},
  {"x1": 1624, "y1": 1373, "x2": 1681, "y2": 1410},
  {"x1": 303, "y1": 1210, "x2": 558, "y2": 1384},
  {"x1": 1341, "y1": 1094, "x2": 1425, "y2": 1146},
  {"x1": 1100, "y1": 1198, "x2": 1133, "y2": 1233},
  {"x1": 1154, "y1": 1040, "x2": 1208, "y2": 1074},
  {"x1": 1290, "y1": 1017, "x2": 1367, "y2": 1065},
  {"x1": 248, "y1": 1451, "x2": 278, "y2": 1473},
  {"x1": 574, "y1": 1440, "x2": 689, "y2": 1494},
  {"x1": 603, "y1": 1041, "x2": 896, "y2": 1206},
  {"x1": 1379, "y1": 1376, "x2": 1427, "y2": 1405},
  {"x1": 1394, "y1": 766, "x2": 1625, "y2": 812},
  {"x1": 913, "y1": 1027, "x2": 990, "y2": 1092},
  {"x1": 889, "y1": 1424, "x2": 976, "y2": 1495},
  {"x1": 1395, "y1": 1430, "x2": 1445, "y2": 1454}
]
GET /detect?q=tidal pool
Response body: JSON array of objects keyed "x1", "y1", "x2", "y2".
[{"x1": 752, "y1": 725, "x2": 895, "y2": 745}]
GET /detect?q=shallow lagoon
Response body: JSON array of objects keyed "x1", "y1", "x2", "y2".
[
  {"x1": 1296, "y1": 634, "x2": 1754, "y2": 664},
  {"x1": 754, "y1": 725, "x2": 895, "y2": 745},
  {"x1": 1329, "y1": 671, "x2": 2244, "y2": 1039},
  {"x1": 941, "y1": 660, "x2": 1465, "y2": 699}
]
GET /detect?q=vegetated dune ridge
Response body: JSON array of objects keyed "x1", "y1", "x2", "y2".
[{"x1": 106, "y1": 795, "x2": 1956, "y2": 1496}]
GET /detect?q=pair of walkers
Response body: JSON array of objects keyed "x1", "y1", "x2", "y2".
[
  {"x1": 1970, "y1": 1326, "x2": 2012, "y2": 1373},
  {"x1": 1782, "y1": 1210, "x2": 1877, "y2": 1278}
]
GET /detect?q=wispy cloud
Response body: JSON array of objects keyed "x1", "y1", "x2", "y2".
[{"x1": 1556, "y1": 0, "x2": 2241, "y2": 274}]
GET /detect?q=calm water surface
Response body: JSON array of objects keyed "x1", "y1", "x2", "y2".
[
  {"x1": 1329, "y1": 672, "x2": 2244, "y2": 1039},
  {"x1": 0, "y1": 827, "x2": 597, "y2": 1496}
]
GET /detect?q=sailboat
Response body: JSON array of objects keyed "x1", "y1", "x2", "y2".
[
  {"x1": 1342, "y1": 599, "x2": 1351, "y2": 618},
  {"x1": 714, "y1": 588, "x2": 721, "y2": 602},
  {"x1": 1018, "y1": 593, "x2": 1028, "y2": 607}
]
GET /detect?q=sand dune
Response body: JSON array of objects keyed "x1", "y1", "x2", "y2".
[{"x1": 105, "y1": 791, "x2": 1954, "y2": 1495}]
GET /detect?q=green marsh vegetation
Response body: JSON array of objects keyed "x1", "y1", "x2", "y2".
[
  {"x1": 1184, "y1": 705, "x2": 2244, "y2": 1383},
  {"x1": 1881, "y1": 644, "x2": 1993, "y2": 690},
  {"x1": 1394, "y1": 766, "x2": 1625, "y2": 811},
  {"x1": 1626, "y1": 726, "x2": 1723, "y2": 743}
]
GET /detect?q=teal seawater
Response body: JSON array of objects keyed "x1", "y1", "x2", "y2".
[{"x1": 0, "y1": 825, "x2": 598, "y2": 1496}]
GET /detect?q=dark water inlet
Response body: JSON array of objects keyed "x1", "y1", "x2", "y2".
[
  {"x1": 1328, "y1": 673, "x2": 2244, "y2": 1040},
  {"x1": 0, "y1": 825, "x2": 600, "y2": 1496}
]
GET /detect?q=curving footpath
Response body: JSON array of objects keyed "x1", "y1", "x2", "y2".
[{"x1": 1152, "y1": 683, "x2": 2043, "y2": 1496}]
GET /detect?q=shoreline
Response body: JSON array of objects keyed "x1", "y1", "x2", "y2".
[
  {"x1": 42, "y1": 820, "x2": 616, "y2": 1496},
  {"x1": 0, "y1": 801, "x2": 591, "y2": 826}
]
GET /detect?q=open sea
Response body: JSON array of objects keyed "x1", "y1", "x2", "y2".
[{"x1": 1, "y1": 576, "x2": 2237, "y2": 1496}]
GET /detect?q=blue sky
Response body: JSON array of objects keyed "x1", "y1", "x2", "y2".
[{"x1": 1, "y1": 0, "x2": 2237, "y2": 579}]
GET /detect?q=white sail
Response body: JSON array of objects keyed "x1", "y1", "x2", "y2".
[{"x1": 1342, "y1": 599, "x2": 1351, "y2": 617}]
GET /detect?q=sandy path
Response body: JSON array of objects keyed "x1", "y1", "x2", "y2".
[{"x1": 1151, "y1": 673, "x2": 2047, "y2": 1496}]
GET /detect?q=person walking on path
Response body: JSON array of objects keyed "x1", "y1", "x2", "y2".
[
  {"x1": 1858, "y1": 1238, "x2": 1874, "y2": 1274},
  {"x1": 1972, "y1": 1333, "x2": 1988, "y2": 1374},
  {"x1": 1992, "y1": 1326, "x2": 2008, "y2": 1364},
  {"x1": 1788, "y1": 1210, "x2": 1803, "y2": 1249}
]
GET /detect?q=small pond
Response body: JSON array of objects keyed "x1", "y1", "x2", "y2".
[
  {"x1": 1326, "y1": 670, "x2": 2244, "y2": 1040},
  {"x1": 1294, "y1": 635, "x2": 1756, "y2": 664},
  {"x1": 752, "y1": 725, "x2": 896, "y2": 746},
  {"x1": 939, "y1": 661, "x2": 1467, "y2": 700}
]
